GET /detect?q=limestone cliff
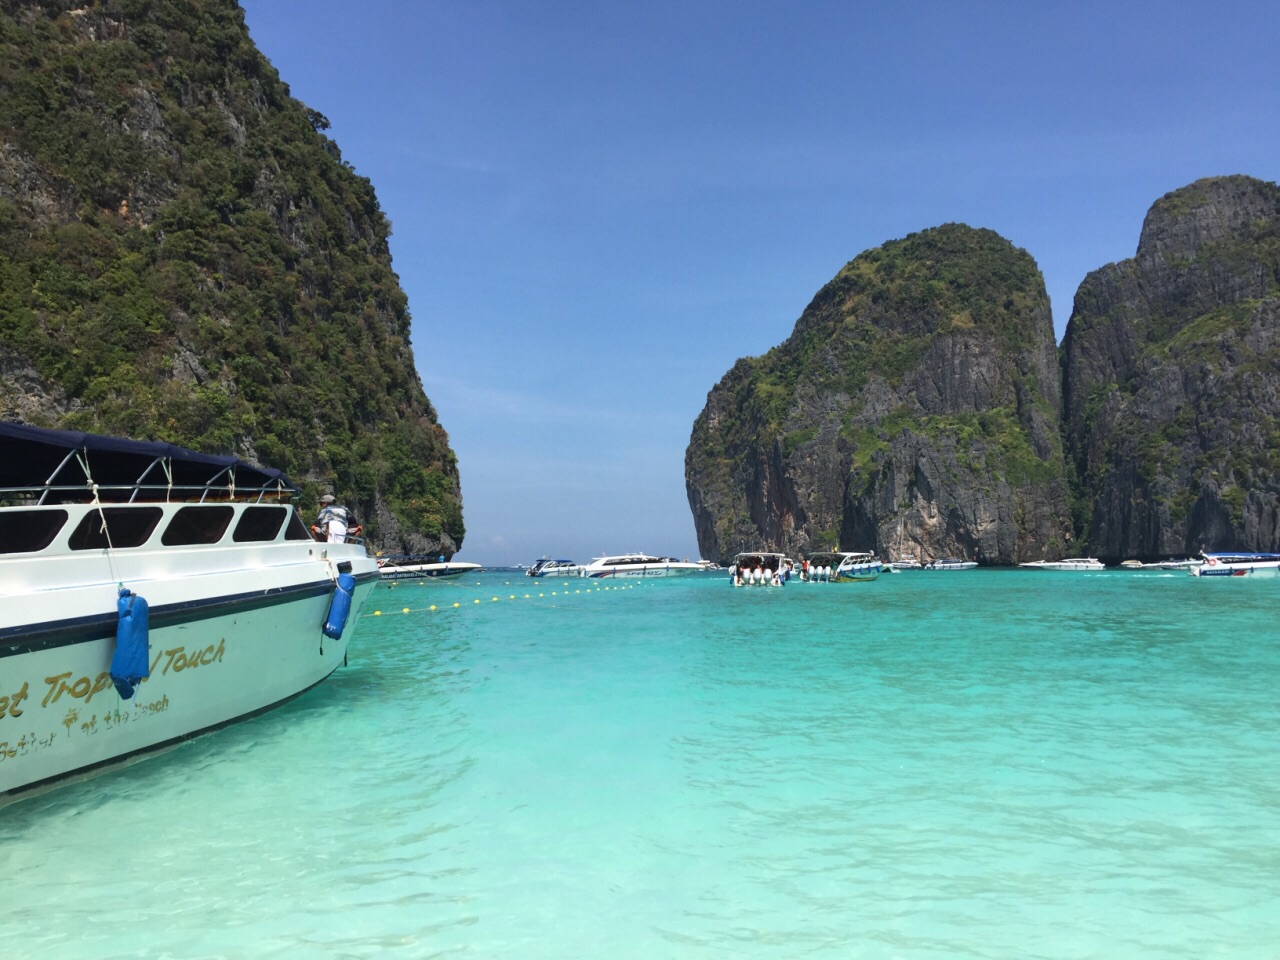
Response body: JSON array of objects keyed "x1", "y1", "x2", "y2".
[
  {"x1": 686, "y1": 224, "x2": 1073, "y2": 564},
  {"x1": 0, "y1": 0, "x2": 463, "y2": 555},
  {"x1": 1061, "y1": 175, "x2": 1280, "y2": 558}
]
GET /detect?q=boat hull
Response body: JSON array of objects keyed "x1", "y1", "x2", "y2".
[
  {"x1": 1018, "y1": 560, "x2": 1106, "y2": 571},
  {"x1": 1190, "y1": 557, "x2": 1280, "y2": 577},
  {"x1": 830, "y1": 567, "x2": 882, "y2": 582},
  {"x1": 2, "y1": 548, "x2": 377, "y2": 805},
  {"x1": 580, "y1": 565, "x2": 700, "y2": 579}
]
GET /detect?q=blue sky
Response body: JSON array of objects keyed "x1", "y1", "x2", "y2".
[{"x1": 240, "y1": 0, "x2": 1278, "y2": 567}]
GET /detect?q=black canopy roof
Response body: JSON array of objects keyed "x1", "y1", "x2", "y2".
[{"x1": 0, "y1": 421, "x2": 295, "y2": 497}]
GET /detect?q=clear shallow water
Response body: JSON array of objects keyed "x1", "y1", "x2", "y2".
[{"x1": 3, "y1": 570, "x2": 1278, "y2": 959}]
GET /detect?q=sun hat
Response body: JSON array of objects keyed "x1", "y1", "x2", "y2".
[{"x1": 320, "y1": 493, "x2": 336, "y2": 503}]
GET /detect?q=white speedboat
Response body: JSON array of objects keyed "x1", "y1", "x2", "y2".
[
  {"x1": 729, "y1": 552, "x2": 795, "y2": 586},
  {"x1": 0, "y1": 421, "x2": 380, "y2": 807},
  {"x1": 525, "y1": 557, "x2": 581, "y2": 578},
  {"x1": 1153, "y1": 558, "x2": 1203, "y2": 571},
  {"x1": 924, "y1": 557, "x2": 978, "y2": 571},
  {"x1": 887, "y1": 557, "x2": 923, "y2": 571},
  {"x1": 1018, "y1": 558, "x2": 1106, "y2": 571},
  {"x1": 1119, "y1": 557, "x2": 1203, "y2": 571},
  {"x1": 1189, "y1": 552, "x2": 1280, "y2": 577},
  {"x1": 803, "y1": 551, "x2": 883, "y2": 582},
  {"x1": 578, "y1": 553, "x2": 703, "y2": 579},
  {"x1": 378, "y1": 556, "x2": 482, "y2": 580}
]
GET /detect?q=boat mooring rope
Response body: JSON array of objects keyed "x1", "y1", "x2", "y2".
[{"x1": 365, "y1": 581, "x2": 640, "y2": 617}]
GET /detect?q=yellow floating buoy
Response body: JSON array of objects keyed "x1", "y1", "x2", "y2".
[
  {"x1": 453, "y1": 602, "x2": 460, "y2": 608},
  {"x1": 373, "y1": 610, "x2": 382, "y2": 616},
  {"x1": 429, "y1": 605, "x2": 437, "y2": 611},
  {"x1": 403, "y1": 608, "x2": 410, "y2": 614}
]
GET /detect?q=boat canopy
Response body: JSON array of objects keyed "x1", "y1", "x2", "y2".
[
  {"x1": 1203, "y1": 552, "x2": 1280, "y2": 561},
  {"x1": 0, "y1": 421, "x2": 296, "y2": 503}
]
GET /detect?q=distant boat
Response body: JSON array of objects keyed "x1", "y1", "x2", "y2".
[
  {"x1": 887, "y1": 515, "x2": 922, "y2": 571},
  {"x1": 1189, "y1": 552, "x2": 1280, "y2": 577},
  {"x1": 578, "y1": 553, "x2": 703, "y2": 579},
  {"x1": 526, "y1": 557, "x2": 582, "y2": 578},
  {"x1": 377, "y1": 556, "x2": 483, "y2": 580},
  {"x1": 1152, "y1": 558, "x2": 1203, "y2": 570},
  {"x1": 887, "y1": 557, "x2": 923, "y2": 571},
  {"x1": 1018, "y1": 558, "x2": 1106, "y2": 571},
  {"x1": 1120, "y1": 558, "x2": 1203, "y2": 571},
  {"x1": 923, "y1": 558, "x2": 978, "y2": 571}
]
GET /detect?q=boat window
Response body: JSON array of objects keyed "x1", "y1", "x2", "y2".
[
  {"x1": 284, "y1": 510, "x2": 313, "y2": 541},
  {"x1": 69, "y1": 507, "x2": 163, "y2": 550},
  {"x1": 0, "y1": 509, "x2": 69, "y2": 554},
  {"x1": 233, "y1": 506, "x2": 288, "y2": 542},
  {"x1": 161, "y1": 505, "x2": 235, "y2": 546}
]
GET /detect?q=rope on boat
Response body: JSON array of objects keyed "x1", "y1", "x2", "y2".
[{"x1": 77, "y1": 451, "x2": 121, "y2": 590}]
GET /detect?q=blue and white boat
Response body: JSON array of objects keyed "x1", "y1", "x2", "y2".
[
  {"x1": 526, "y1": 557, "x2": 582, "y2": 578},
  {"x1": 1189, "y1": 552, "x2": 1280, "y2": 577},
  {"x1": 0, "y1": 421, "x2": 380, "y2": 807},
  {"x1": 803, "y1": 551, "x2": 883, "y2": 583}
]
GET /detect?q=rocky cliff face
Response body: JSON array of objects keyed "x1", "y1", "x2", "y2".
[
  {"x1": 686, "y1": 224, "x2": 1074, "y2": 564},
  {"x1": 1061, "y1": 176, "x2": 1280, "y2": 558},
  {"x1": 0, "y1": 0, "x2": 463, "y2": 555}
]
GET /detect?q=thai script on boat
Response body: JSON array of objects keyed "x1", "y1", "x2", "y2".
[{"x1": 0, "y1": 694, "x2": 171, "y2": 763}]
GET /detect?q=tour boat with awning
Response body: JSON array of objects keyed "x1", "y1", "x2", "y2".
[
  {"x1": 729, "y1": 552, "x2": 795, "y2": 586},
  {"x1": 0, "y1": 421, "x2": 379, "y2": 806}
]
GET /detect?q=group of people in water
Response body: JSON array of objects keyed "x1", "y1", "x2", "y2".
[{"x1": 730, "y1": 558, "x2": 838, "y2": 586}]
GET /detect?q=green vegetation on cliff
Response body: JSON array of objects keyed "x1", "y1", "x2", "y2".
[
  {"x1": 686, "y1": 223, "x2": 1071, "y2": 563},
  {"x1": 1062, "y1": 176, "x2": 1280, "y2": 555},
  {"x1": 0, "y1": 0, "x2": 462, "y2": 550}
]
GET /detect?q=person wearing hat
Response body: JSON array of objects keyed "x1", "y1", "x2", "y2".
[{"x1": 312, "y1": 493, "x2": 362, "y2": 543}]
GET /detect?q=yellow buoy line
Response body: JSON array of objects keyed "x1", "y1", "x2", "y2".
[{"x1": 365, "y1": 580, "x2": 640, "y2": 617}]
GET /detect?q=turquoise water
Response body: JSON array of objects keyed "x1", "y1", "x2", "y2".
[{"x1": 3, "y1": 570, "x2": 1278, "y2": 958}]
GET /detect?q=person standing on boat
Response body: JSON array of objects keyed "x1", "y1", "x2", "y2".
[{"x1": 312, "y1": 493, "x2": 363, "y2": 543}]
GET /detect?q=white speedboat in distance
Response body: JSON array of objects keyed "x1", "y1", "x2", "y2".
[
  {"x1": 377, "y1": 556, "x2": 482, "y2": 580},
  {"x1": 1018, "y1": 558, "x2": 1106, "y2": 571},
  {"x1": 924, "y1": 558, "x2": 978, "y2": 571},
  {"x1": 803, "y1": 551, "x2": 882, "y2": 582},
  {"x1": 887, "y1": 557, "x2": 923, "y2": 571},
  {"x1": 0, "y1": 421, "x2": 379, "y2": 807},
  {"x1": 1189, "y1": 552, "x2": 1280, "y2": 577},
  {"x1": 729, "y1": 552, "x2": 795, "y2": 586},
  {"x1": 578, "y1": 553, "x2": 703, "y2": 579},
  {"x1": 1153, "y1": 558, "x2": 1203, "y2": 571},
  {"x1": 526, "y1": 557, "x2": 581, "y2": 578},
  {"x1": 1120, "y1": 557, "x2": 1204, "y2": 571}
]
